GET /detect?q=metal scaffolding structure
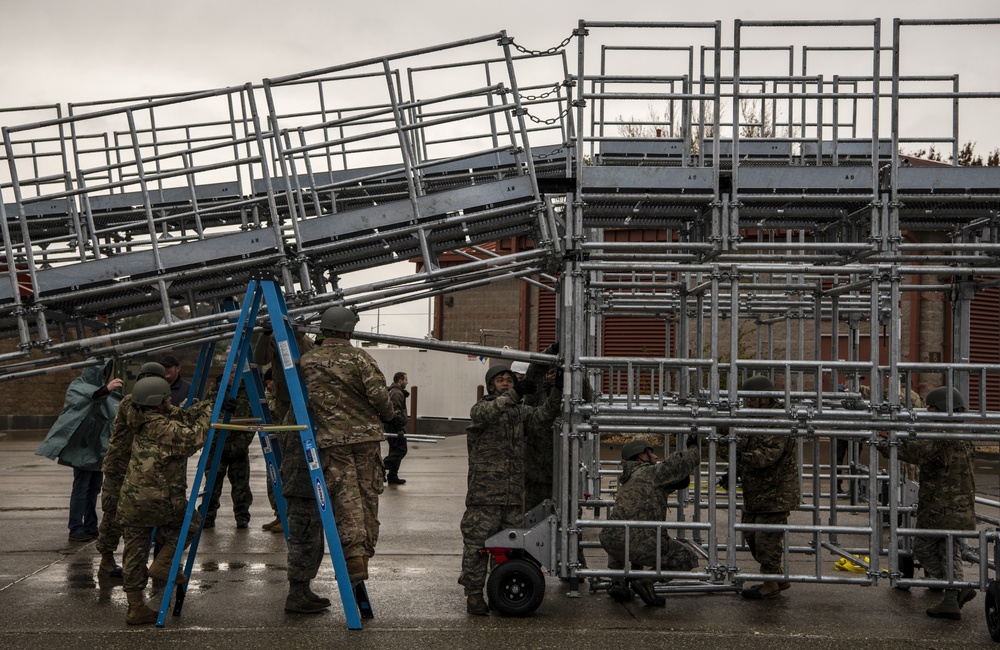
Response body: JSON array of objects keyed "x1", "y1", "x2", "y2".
[{"x1": 3, "y1": 16, "x2": 1000, "y2": 632}]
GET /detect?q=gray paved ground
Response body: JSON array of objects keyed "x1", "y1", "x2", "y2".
[{"x1": 1, "y1": 429, "x2": 998, "y2": 649}]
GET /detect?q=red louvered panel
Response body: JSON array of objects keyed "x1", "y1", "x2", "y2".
[
  {"x1": 535, "y1": 277, "x2": 558, "y2": 351},
  {"x1": 600, "y1": 317, "x2": 671, "y2": 395},
  {"x1": 969, "y1": 286, "x2": 1000, "y2": 411}
]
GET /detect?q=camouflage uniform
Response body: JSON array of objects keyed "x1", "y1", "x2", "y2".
[
  {"x1": 97, "y1": 398, "x2": 207, "y2": 554},
  {"x1": 878, "y1": 431, "x2": 976, "y2": 580},
  {"x1": 383, "y1": 383, "x2": 408, "y2": 478},
  {"x1": 724, "y1": 432, "x2": 800, "y2": 575},
  {"x1": 202, "y1": 385, "x2": 254, "y2": 527},
  {"x1": 458, "y1": 383, "x2": 561, "y2": 595},
  {"x1": 279, "y1": 428, "x2": 324, "y2": 583},
  {"x1": 521, "y1": 360, "x2": 556, "y2": 510},
  {"x1": 255, "y1": 331, "x2": 314, "y2": 513},
  {"x1": 96, "y1": 396, "x2": 143, "y2": 556},
  {"x1": 117, "y1": 402, "x2": 212, "y2": 594},
  {"x1": 300, "y1": 338, "x2": 393, "y2": 562},
  {"x1": 600, "y1": 447, "x2": 701, "y2": 572}
]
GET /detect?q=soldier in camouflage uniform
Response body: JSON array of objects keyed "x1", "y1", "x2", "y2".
[
  {"x1": 600, "y1": 437, "x2": 701, "y2": 606},
  {"x1": 202, "y1": 376, "x2": 255, "y2": 529},
  {"x1": 459, "y1": 364, "x2": 561, "y2": 616},
  {"x1": 720, "y1": 375, "x2": 800, "y2": 600},
  {"x1": 297, "y1": 306, "x2": 394, "y2": 595},
  {"x1": 116, "y1": 376, "x2": 218, "y2": 625},
  {"x1": 255, "y1": 327, "x2": 314, "y2": 533},
  {"x1": 95, "y1": 362, "x2": 167, "y2": 582},
  {"x1": 877, "y1": 386, "x2": 977, "y2": 620}
]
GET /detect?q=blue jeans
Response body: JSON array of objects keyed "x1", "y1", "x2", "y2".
[{"x1": 69, "y1": 468, "x2": 103, "y2": 536}]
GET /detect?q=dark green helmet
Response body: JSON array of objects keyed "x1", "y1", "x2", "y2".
[
  {"x1": 320, "y1": 306, "x2": 358, "y2": 334},
  {"x1": 621, "y1": 439, "x2": 654, "y2": 461},
  {"x1": 741, "y1": 375, "x2": 774, "y2": 392},
  {"x1": 132, "y1": 376, "x2": 171, "y2": 407},
  {"x1": 924, "y1": 386, "x2": 966, "y2": 413},
  {"x1": 485, "y1": 365, "x2": 512, "y2": 392},
  {"x1": 137, "y1": 362, "x2": 166, "y2": 379}
]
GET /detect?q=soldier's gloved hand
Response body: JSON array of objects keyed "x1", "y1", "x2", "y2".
[
  {"x1": 686, "y1": 434, "x2": 700, "y2": 449},
  {"x1": 514, "y1": 379, "x2": 537, "y2": 398},
  {"x1": 554, "y1": 369, "x2": 565, "y2": 391},
  {"x1": 717, "y1": 473, "x2": 730, "y2": 491},
  {"x1": 261, "y1": 321, "x2": 273, "y2": 335},
  {"x1": 221, "y1": 397, "x2": 239, "y2": 414},
  {"x1": 545, "y1": 341, "x2": 560, "y2": 355}
]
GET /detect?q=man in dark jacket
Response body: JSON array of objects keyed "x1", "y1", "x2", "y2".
[
  {"x1": 384, "y1": 372, "x2": 410, "y2": 485},
  {"x1": 161, "y1": 355, "x2": 192, "y2": 408}
]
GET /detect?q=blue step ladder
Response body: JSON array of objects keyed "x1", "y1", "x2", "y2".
[{"x1": 155, "y1": 273, "x2": 372, "y2": 629}]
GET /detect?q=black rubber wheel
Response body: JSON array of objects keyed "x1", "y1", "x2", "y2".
[
  {"x1": 486, "y1": 558, "x2": 545, "y2": 617},
  {"x1": 985, "y1": 580, "x2": 1000, "y2": 642}
]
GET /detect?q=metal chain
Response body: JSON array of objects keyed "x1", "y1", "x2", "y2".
[
  {"x1": 523, "y1": 107, "x2": 571, "y2": 126},
  {"x1": 519, "y1": 83, "x2": 563, "y2": 102},
  {"x1": 505, "y1": 31, "x2": 576, "y2": 57}
]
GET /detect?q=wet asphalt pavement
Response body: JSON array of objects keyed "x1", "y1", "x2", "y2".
[{"x1": 1, "y1": 429, "x2": 999, "y2": 649}]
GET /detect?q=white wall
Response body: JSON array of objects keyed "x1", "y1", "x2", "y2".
[{"x1": 362, "y1": 347, "x2": 493, "y2": 420}]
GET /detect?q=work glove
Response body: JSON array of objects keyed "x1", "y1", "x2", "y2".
[
  {"x1": 221, "y1": 397, "x2": 239, "y2": 414},
  {"x1": 514, "y1": 379, "x2": 537, "y2": 398},
  {"x1": 544, "y1": 341, "x2": 559, "y2": 355},
  {"x1": 686, "y1": 434, "x2": 700, "y2": 449},
  {"x1": 554, "y1": 369, "x2": 565, "y2": 391}
]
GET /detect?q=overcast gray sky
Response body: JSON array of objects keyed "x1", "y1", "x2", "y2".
[
  {"x1": 3, "y1": 0, "x2": 998, "y2": 341},
  {"x1": 4, "y1": 0, "x2": 995, "y2": 107}
]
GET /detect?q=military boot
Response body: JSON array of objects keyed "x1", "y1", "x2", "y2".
[
  {"x1": 262, "y1": 516, "x2": 281, "y2": 531},
  {"x1": 466, "y1": 592, "x2": 489, "y2": 616},
  {"x1": 98, "y1": 552, "x2": 123, "y2": 580},
  {"x1": 346, "y1": 556, "x2": 368, "y2": 584},
  {"x1": 147, "y1": 546, "x2": 187, "y2": 585},
  {"x1": 741, "y1": 580, "x2": 783, "y2": 599},
  {"x1": 284, "y1": 580, "x2": 328, "y2": 614},
  {"x1": 387, "y1": 473, "x2": 407, "y2": 485},
  {"x1": 631, "y1": 579, "x2": 665, "y2": 607},
  {"x1": 125, "y1": 591, "x2": 158, "y2": 626},
  {"x1": 303, "y1": 581, "x2": 332, "y2": 608},
  {"x1": 926, "y1": 589, "x2": 962, "y2": 620},
  {"x1": 608, "y1": 578, "x2": 633, "y2": 603}
]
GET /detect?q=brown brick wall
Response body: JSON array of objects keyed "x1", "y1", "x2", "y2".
[
  {"x1": 440, "y1": 280, "x2": 521, "y2": 348},
  {"x1": 0, "y1": 336, "x2": 79, "y2": 429}
]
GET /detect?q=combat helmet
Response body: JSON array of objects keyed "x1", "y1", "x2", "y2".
[
  {"x1": 924, "y1": 386, "x2": 966, "y2": 413},
  {"x1": 621, "y1": 439, "x2": 654, "y2": 461},
  {"x1": 132, "y1": 376, "x2": 171, "y2": 407},
  {"x1": 741, "y1": 375, "x2": 774, "y2": 392},
  {"x1": 485, "y1": 365, "x2": 512, "y2": 392},
  {"x1": 137, "y1": 362, "x2": 166, "y2": 379},
  {"x1": 320, "y1": 306, "x2": 358, "y2": 334}
]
